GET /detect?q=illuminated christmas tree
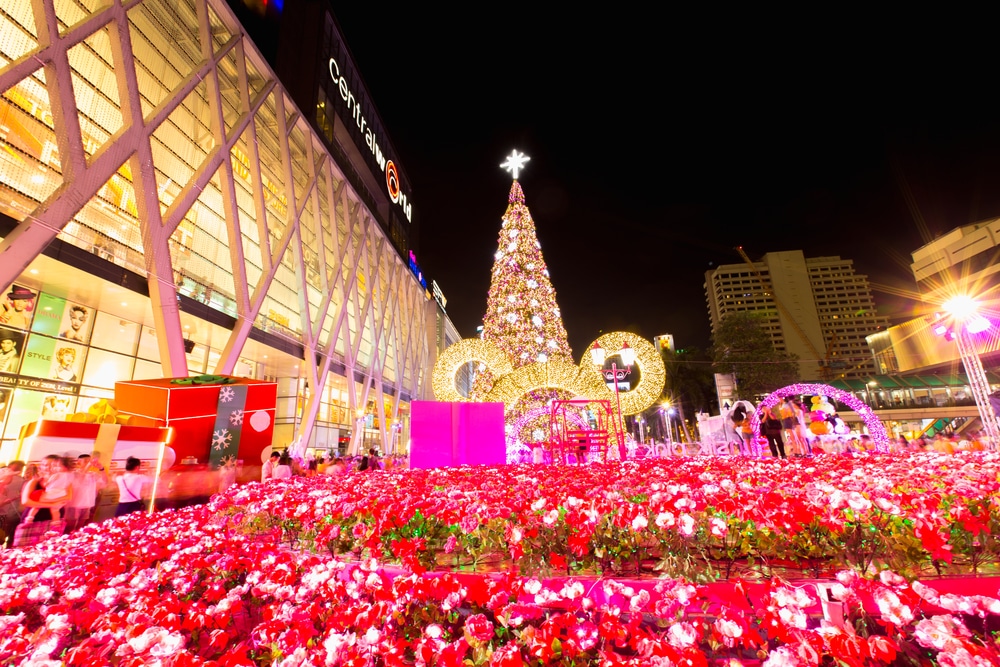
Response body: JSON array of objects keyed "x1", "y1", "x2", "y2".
[{"x1": 473, "y1": 151, "x2": 573, "y2": 403}]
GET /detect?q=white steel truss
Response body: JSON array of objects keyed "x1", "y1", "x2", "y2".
[{"x1": 0, "y1": 0, "x2": 431, "y2": 454}]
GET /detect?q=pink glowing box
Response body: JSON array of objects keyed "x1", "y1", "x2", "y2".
[{"x1": 409, "y1": 401, "x2": 506, "y2": 469}]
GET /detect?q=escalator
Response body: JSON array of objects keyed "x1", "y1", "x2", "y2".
[{"x1": 917, "y1": 416, "x2": 970, "y2": 439}]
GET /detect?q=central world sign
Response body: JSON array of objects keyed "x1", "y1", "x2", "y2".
[{"x1": 328, "y1": 57, "x2": 412, "y2": 223}]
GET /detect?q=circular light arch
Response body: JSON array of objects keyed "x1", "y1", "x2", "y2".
[{"x1": 750, "y1": 383, "x2": 890, "y2": 452}]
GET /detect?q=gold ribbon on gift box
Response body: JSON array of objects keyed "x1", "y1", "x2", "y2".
[{"x1": 65, "y1": 398, "x2": 133, "y2": 425}]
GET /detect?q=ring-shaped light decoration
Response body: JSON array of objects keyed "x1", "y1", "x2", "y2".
[
  {"x1": 750, "y1": 382, "x2": 890, "y2": 452},
  {"x1": 432, "y1": 338, "x2": 513, "y2": 403},
  {"x1": 506, "y1": 404, "x2": 591, "y2": 462},
  {"x1": 485, "y1": 358, "x2": 582, "y2": 409},
  {"x1": 580, "y1": 331, "x2": 665, "y2": 416}
]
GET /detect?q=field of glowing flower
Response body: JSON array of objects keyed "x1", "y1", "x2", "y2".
[{"x1": 2, "y1": 451, "x2": 1000, "y2": 665}]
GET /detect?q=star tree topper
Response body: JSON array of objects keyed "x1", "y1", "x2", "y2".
[{"x1": 500, "y1": 150, "x2": 530, "y2": 180}]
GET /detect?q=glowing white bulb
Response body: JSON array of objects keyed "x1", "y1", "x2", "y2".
[
  {"x1": 535, "y1": 336, "x2": 544, "y2": 343},
  {"x1": 527, "y1": 279, "x2": 538, "y2": 288},
  {"x1": 495, "y1": 251, "x2": 504, "y2": 260},
  {"x1": 548, "y1": 340, "x2": 558, "y2": 349},
  {"x1": 506, "y1": 313, "x2": 517, "y2": 323},
  {"x1": 507, "y1": 242, "x2": 516, "y2": 252},
  {"x1": 553, "y1": 308, "x2": 560, "y2": 317},
  {"x1": 508, "y1": 295, "x2": 517, "y2": 303},
  {"x1": 537, "y1": 352, "x2": 548, "y2": 362},
  {"x1": 526, "y1": 263, "x2": 535, "y2": 270},
  {"x1": 542, "y1": 270, "x2": 549, "y2": 277},
  {"x1": 944, "y1": 295, "x2": 977, "y2": 320},
  {"x1": 535, "y1": 241, "x2": 541, "y2": 249},
  {"x1": 530, "y1": 299, "x2": 539, "y2": 307},
  {"x1": 532, "y1": 315, "x2": 543, "y2": 327},
  {"x1": 509, "y1": 229, "x2": 518, "y2": 238}
]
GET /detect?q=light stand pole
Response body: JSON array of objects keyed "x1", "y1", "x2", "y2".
[
  {"x1": 938, "y1": 296, "x2": 1000, "y2": 450},
  {"x1": 952, "y1": 320, "x2": 1000, "y2": 450},
  {"x1": 668, "y1": 407, "x2": 677, "y2": 444},
  {"x1": 591, "y1": 342, "x2": 634, "y2": 455}
]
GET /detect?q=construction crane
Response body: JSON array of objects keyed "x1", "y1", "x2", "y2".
[{"x1": 734, "y1": 246, "x2": 834, "y2": 381}]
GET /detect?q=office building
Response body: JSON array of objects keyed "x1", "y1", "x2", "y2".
[
  {"x1": 0, "y1": 0, "x2": 436, "y2": 458},
  {"x1": 704, "y1": 250, "x2": 888, "y2": 380}
]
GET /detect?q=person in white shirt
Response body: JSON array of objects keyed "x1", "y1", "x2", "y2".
[
  {"x1": 115, "y1": 457, "x2": 152, "y2": 517},
  {"x1": 261, "y1": 450, "x2": 280, "y2": 482},
  {"x1": 65, "y1": 453, "x2": 107, "y2": 531},
  {"x1": 272, "y1": 453, "x2": 292, "y2": 479}
]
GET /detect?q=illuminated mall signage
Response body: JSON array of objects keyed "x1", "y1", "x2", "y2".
[{"x1": 328, "y1": 57, "x2": 412, "y2": 223}]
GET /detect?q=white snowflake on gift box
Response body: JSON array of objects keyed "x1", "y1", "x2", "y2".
[
  {"x1": 219, "y1": 386, "x2": 236, "y2": 403},
  {"x1": 212, "y1": 429, "x2": 232, "y2": 450},
  {"x1": 229, "y1": 409, "x2": 244, "y2": 426},
  {"x1": 219, "y1": 454, "x2": 236, "y2": 468}
]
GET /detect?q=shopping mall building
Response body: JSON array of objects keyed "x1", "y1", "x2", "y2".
[{"x1": 0, "y1": 0, "x2": 448, "y2": 460}]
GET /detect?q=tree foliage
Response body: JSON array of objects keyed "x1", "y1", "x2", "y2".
[
  {"x1": 710, "y1": 312, "x2": 799, "y2": 400},
  {"x1": 659, "y1": 346, "x2": 716, "y2": 442}
]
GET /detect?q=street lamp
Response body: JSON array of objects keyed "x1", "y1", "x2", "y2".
[
  {"x1": 591, "y1": 341, "x2": 634, "y2": 453},
  {"x1": 659, "y1": 402, "x2": 670, "y2": 439},
  {"x1": 935, "y1": 296, "x2": 1000, "y2": 449}
]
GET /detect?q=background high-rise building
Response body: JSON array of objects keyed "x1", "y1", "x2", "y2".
[{"x1": 704, "y1": 250, "x2": 888, "y2": 380}]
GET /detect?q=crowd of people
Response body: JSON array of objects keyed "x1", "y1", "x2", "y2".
[
  {"x1": 259, "y1": 448, "x2": 405, "y2": 481},
  {"x1": 0, "y1": 445, "x2": 405, "y2": 550},
  {"x1": 0, "y1": 453, "x2": 150, "y2": 549}
]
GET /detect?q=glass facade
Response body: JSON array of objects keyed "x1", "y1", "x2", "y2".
[{"x1": 0, "y1": 0, "x2": 431, "y2": 457}]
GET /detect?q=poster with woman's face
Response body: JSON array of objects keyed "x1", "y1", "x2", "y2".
[
  {"x1": 59, "y1": 303, "x2": 93, "y2": 344},
  {"x1": 0, "y1": 284, "x2": 36, "y2": 331},
  {"x1": 51, "y1": 343, "x2": 83, "y2": 383},
  {"x1": 40, "y1": 393, "x2": 75, "y2": 420}
]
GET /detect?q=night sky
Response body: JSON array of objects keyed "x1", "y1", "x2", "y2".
[{"x1": 330, "y1": 10, "x2": 1000, "y2": 356}]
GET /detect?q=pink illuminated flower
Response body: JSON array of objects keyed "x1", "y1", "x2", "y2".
[
  {"x1": 667, "y1": 621, "x2": 698, "y2": 648},
  {"x1": 465, "y1": 613, "x2": 494, "y2": 644},
  {"x1": 914, "y1": 615, "x2": 971, "y2": 651}
]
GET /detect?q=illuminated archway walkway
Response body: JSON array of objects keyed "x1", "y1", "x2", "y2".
[{"x1": 749, "y1": 383, "x2": 890, "y2": 453}]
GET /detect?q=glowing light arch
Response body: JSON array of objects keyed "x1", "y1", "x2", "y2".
[
  {"x1": 506, "y1": 405, "x2": 590, "y2": 462},
  {"x1": 749, "y1": 383, "x2": 890, "y2": 453},
  {"x1": 432, "y1": 339, "x2": 513, "y2": 403}
]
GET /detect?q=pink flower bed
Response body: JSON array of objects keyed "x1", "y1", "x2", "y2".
[{"x1": 1, "y1": 452, "x2": 999, "y2": 665}]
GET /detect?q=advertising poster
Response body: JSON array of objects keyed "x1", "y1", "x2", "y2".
[
  {"x1": 29, "y1": 293, "x2": 94, "y2": 344},
  {"x1": 60, "y1": 302, "x2": 94, "y2": 344},
  {"x1": 0, "y1": 328, "x2": 25, "y2": 375},
  {"x1": 40, "y1": 393, "x2": 76, "y2": 419},
  {"x1": 18, "y1": 335, "x2": 85, "y2": 392},
  {"x1": 0, "y1": 284, "x2": 36, "y2": 331},
  {"x1": 0, "y1": 389, "x2": 45, "y2": 442},
  {"x1": 29, "y1": 292, "x2": 67, "y2": 337}
]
